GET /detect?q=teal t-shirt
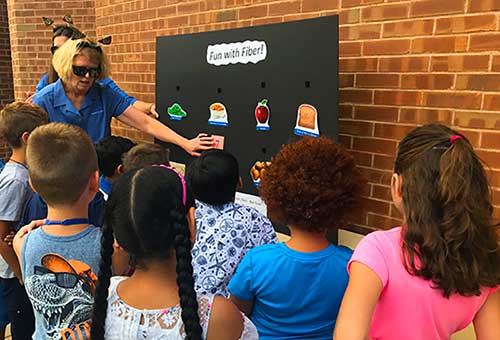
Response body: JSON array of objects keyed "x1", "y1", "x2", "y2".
[{"x1": 228, "y1": 243, "x2": 352, "y2": 340}]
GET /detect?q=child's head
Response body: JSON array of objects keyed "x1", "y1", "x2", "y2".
[
  {"x1": 394, "y1": 123, "x2": 500, "y2": 297},
  {"x1": 26, "y1": 123, "x2": 99, "y2": 207},
  {"x1": 0, "y1": 102, "x2": 48, "y2": 149},
  {"x1": 95, "y1": 136, "x2": 135, "y2": 180},
  {"x1": 122, "y1": 143, "x2": 170, "y2": 173},
  {"x1": 186, "y1": 149, "x2": 239, "y2": 205},
  {"x1": 91, "y1": 166, "x2": 201, "y2": 340},
  {"x1": 259, "y1": 136, "x2": 365, "y2": 232}
]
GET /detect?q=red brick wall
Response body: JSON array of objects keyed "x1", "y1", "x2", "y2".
[
  {"x1": 0, "y1": 0, "x2": 13, "y2": 160},
  {"x1": 7, "y1": 0, "x2": 96, "y2": 101},
  {"x1": 8, "y1": 0, "x2": 500, "y2": 232}
]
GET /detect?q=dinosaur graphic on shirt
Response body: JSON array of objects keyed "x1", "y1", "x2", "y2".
[{"x1": 25, "y1": 253, "x2": 96, "y2": 340}]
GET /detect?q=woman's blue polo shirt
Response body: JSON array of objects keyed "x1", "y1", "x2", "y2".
[{"x1": 32, "y1": 79, "x2": 131, "y2": 144}]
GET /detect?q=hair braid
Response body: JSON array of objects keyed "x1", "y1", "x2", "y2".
[
  {"x1": 90, "y1": 222, "x2": 115, "y2": 340},
  {"x1": 172, "y1": 210, "x2": 202, "y2": 340}
]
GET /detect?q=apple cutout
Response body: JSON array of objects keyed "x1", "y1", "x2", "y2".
[{"x1": 255, "y1": 99, "x2": 270, "y2": 131}]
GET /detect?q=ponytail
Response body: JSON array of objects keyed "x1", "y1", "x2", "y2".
[
  {"x1": 397, "y1": 124, "x2": 500, "y2": 297},
  {"x1": 173, "y1": 210, "x2": 202, "y2": 340},
  {"x1": 90, "y1": 222, "x2": 114, "y2": 340}
]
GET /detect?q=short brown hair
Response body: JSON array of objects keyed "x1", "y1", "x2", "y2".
[
  {"x1": 122, "y1": 143, "x2": 170, "y2": 173},
  {"x1": 0, "y1": 102, "x2": 48, "y2": 148},
  {"x1": 26, "y1": 123, "x2": 98, "y2": 206},
  {"x1": 259, "y1": 136, "x2": 366, "y2": 232}
]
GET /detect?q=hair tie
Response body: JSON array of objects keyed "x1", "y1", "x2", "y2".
[
  {"x1": 153, "y1": 164, "x2": 187, "y2": 206},
  {"x1": 450, "y1": 135, "x2": 463, "y2": 143}
]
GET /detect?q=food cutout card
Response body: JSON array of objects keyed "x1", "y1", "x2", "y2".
[
  {"x1": 250, "y1": 161, "x2": 271, "y2": 186},
  {"x1": 170, "y1": 161, "x2": 186, "y2": 175},
  {"x1": 294, "y1": 104, "x2": 320, "y2": 137},
  {"x1": 167, "y1": 103, "x2": 187, "y2": 121},
  {"x1": 255, "y1": 99, "x2": 270, "y2": 131},
  {"x1": 212, "y1": 135, "x2": 225, "y2": 150},
  {"x1": 208, "y1": 102, "x2": 229, "y2": 126}
]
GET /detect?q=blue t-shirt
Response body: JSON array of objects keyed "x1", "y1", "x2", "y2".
[
  {"x1": 21, "y1": 225, "x2": 102, "y2": 340},
  {"x1": 32, "y1": 79, "x2": 132, "y2": 144},
  {"x1": 36, "y1": 73, "x2": 136, "y2": 107},
  {"x1": 19, "y1": 191, "x2": 105, "y2": 229},
  {"x1": 228, "y1": 243, "x2": 353, "y2": 340}
]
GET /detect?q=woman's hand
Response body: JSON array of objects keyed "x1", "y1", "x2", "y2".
[
  {"x1": 184, "y1": 133, "x2": 213, "y2": 157},
  {"x1": 16, "y1": 219, "x2": 46, "y2": 240}
]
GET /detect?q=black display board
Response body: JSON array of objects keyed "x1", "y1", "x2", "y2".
[{"x1": 156, "y1": 16, "x2": 339, "y2": 198}]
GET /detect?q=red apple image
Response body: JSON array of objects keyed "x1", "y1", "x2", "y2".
[{"x1": 255, "y1": 99, "x2": 269, "y2": 123}]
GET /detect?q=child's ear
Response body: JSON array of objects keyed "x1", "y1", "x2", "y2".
[
  {"x1": 237, "y1": 177, "x2": 243, "y2": 190},
  {"x1": 391, "y1": 173, "x2": 404, "y2": 212},
  {"x1": 116, "y1": 164, "x2": 124, "y2": 175},
  {"x1": 21, "y1": 132, "x2": 30, "y2": 145},
  {"x1": 89, "y1": 170, "x2": 100, "y2": 192},
  {"x1": 186, "y1": 207, "x2": 196, "y2": 243},
  {"x1": 28, "y1": 178, "x2": 38, "y2": 193}
]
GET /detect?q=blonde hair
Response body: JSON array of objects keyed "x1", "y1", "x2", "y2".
[
  {"x1": 27, "y1": 123, "x2": 98, "y2": 206},
  {"x1": 52, "y1": 37, "x2": 110, "y2": 81}
]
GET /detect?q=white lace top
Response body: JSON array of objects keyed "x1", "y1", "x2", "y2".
[{"x1": 104, "y1": 276, "x2": 259, "y2": 340}]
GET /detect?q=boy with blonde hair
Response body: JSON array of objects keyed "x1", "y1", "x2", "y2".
[
  {"x1": 13, "y1": 123, "x2": 102, "y2": 340},
  {"x1": 0, "y1": 101, "x2": 48, "y2": 339}
]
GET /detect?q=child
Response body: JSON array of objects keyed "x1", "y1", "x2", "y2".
[
  {"x1": 228, "y1": 137, "x2": 365, "y2": 340},
  {"x1": 333, "y1": 124, "x2": 500, "y2": 340},
  {"x1": 13, "y1": 123, "x2": 103, "y2": 340},
  {"x1": 95, "y1": 136, "x2": 135, "y2": 200},
  {"x1": 90, "y1": 166, "x2": 258, "y2": 340},
  {"x1": 186, "y1": 149, "x2": 278, "y2": 297},
  {"x1": 0, "y1": 101, "x2": 48, "y2": 339},
  {"x1": 122, "y1": 142, "x2": 170, "y2": 172}
]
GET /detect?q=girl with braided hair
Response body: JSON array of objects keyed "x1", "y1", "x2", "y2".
[{"x1": 90, "y1": 166, "x2": 258, "y2": 340}]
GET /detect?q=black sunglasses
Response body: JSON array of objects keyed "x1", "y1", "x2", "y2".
[
  {"x1": 50, "y1": 46, "x2": 59, "y2": 54},
  {"x1": 34, "y1": 265, "x2": 93, "y2": 290},
  {"x1": 72, "y1": 65, "x2": 101, "y2": 78}
]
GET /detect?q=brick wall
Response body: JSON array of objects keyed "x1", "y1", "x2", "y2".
[
  {"x1": 0, "y1": 0, "x2": 13, "y2": 160},
  {"x1": 6, "y1": 0, "x2": 96, "y2": 101},
  {"x1": 7, "y1": 0, "x2": 500, "y2": 232}
]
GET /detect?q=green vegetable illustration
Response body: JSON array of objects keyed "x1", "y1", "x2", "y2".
[{"x1": 167, "y1": 103, "x2": 187, "y2": 118}]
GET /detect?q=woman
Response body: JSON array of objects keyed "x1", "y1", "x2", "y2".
[
  {"x1": 32, "y1": 37, "x2": 211, "y2": 156},
  {"x1": 31, "y1": 24, "x2": 158, "y2": 117}
]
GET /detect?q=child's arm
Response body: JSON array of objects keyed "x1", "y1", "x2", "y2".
[
  {"x1": 206, "y1": 296, "x2": 245, "y2": 340},
  {"x1": 0, "y1": 220, "x2": 22, "y2": 280},
  {"x1": 473, "y1": 288, "x2": 500, "y2": 340},
  {"x1": 333, "y1": 262, "x2": 383, "y2": 340}
]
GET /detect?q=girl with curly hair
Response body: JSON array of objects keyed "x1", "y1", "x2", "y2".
[
  {"x1": 334, "y1": 124, "x2": 500, "y2": 340},
  {"x1": 228, "y1": 136, "x2": 366, "y2": 340},
  {"x1": 90, "y1": 166, "x2": 258, "y2": 340}
]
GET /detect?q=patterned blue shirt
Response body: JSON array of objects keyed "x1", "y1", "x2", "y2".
[{"x1": 192, "y1": 200, "x2": 278, "y2": 297}]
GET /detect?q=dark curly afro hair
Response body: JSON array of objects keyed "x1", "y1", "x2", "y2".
[{"x1": 259, "y1": 136, "x2": 366, "y2": 233}]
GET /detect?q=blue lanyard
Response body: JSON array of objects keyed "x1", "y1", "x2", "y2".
[{"x1": 44, "y1": 218, "x2": 89, "y2": 226}]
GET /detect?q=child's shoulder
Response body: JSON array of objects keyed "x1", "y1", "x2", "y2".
[{"x1": 246, "y1": 243, "x2": 282, "y2": 257}]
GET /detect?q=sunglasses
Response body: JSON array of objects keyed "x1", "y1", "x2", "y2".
[
  {"x1": 34, "y1": 266, "x2": 93, "y2": 291},
  {"x1": 50, "y1": 45, "x2": 59, "y2": 54},
  {"x1": 72, "y1": 65, "x2": 101, "y2": 78}
]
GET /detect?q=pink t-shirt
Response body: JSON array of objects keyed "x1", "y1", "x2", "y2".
[{"x1": 349, "y1": 227, "x2": 499, "y2": 340}]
